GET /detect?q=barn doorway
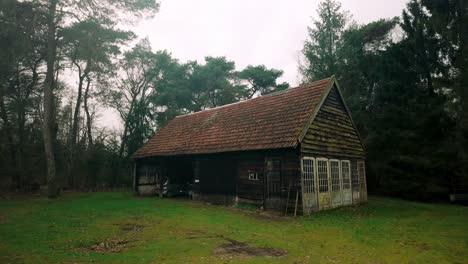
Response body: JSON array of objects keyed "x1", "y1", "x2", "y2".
[
  {"x1": 301, "y1": 157, "x2": 318, "y2": 214},
  {"x1": 264, "y1": 157, "x2": 281, "y2": 210}
]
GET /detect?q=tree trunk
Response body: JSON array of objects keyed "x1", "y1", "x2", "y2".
[
  {"x1": 71, "y1": 64, "x2": 87, "y2": 147},
  {"x1": 43, "y1": 0, "x2": 59, "y2": 198},
  {"x1": 118, "y1": 96, "x2": 137, "y2": 159},
  {"x1": 0, "y1": 92, "x2": 18, "y2": 189},
  {"x1": 84, "y1": 76, "x2": 93, "y2": 147}
]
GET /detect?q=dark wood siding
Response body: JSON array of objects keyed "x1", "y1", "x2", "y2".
[
  {"x1": 301, "y1": 86, "x2": 365, "y2": 158},
  {"x1": 137, "y1": 149, "x2": 303, "y2": 213},
  {"x1": 237, "y1": 154, "x2": 264, "y2": 201},
  {"x1": 282, "y1": 152, "x2": 302, "y2": 214},
  {"x1": 236, "y1": 150, "x2": 301, "y2": 206}
]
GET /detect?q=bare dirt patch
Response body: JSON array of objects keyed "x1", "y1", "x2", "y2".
[
  {"x1": 185, "y1": 229, "x2": 221, "y2": 240},
  {"x1": 214, "y1": 238, "x2": 287, "y2": 258},
  {"x1": 82, "y1": 238, "x2": 134, "y2": 253},
  {"x1": 183, "y1": 229, "x2": 287, "y2": 258}
]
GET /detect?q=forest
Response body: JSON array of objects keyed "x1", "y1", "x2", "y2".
[{"x1": 0, "y1": 0, "x2": 466, "y2": 201}]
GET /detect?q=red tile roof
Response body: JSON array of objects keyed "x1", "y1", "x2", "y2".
[{"x1": 133, "y1": 77, "x2": 333, "y2": 158}]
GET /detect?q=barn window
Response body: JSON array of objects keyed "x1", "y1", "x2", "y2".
[
  {"x1": 248, "y1": 170, "x2": 259, "y2": 181},
  {"x1": 351, "y1": 161, "x2": 360, "y2": 191},
  {"x1": 301, "y1": 157, "x2": 315, "y2": 194},
  {"x1": 317, "y1": 158, "x2": 329, "y2": 193},
  {"x1": 330, "y1": 159, "x2": 340, "y2": 192},
  {"x1": 341, "y1": 160, "x2": 351, "y2": 190},
  {"x1": 358, "y1": 161, "x2": 366, "y2": 188}
]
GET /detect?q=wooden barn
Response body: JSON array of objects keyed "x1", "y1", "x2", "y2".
[{"x1": 133, "y1": 76, "x2": 367, "y2": 214}]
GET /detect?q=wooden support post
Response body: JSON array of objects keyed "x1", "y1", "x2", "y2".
[
  {"x1": 294, "y1": 187, "x2": 299, "y2": 217},
  {"x1": 285, "y1": 180, "x2": 291, "y2": 216},
  {"x1": 132, "y1": 162, "x2": 137, "y2": 193}
]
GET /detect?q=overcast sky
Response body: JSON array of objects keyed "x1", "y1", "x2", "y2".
[
  {"x1": 101, "y1": 0, "x2": 408, "y2": 130},
  {"x1": 133, "y1": 0, "x2": 407, "y2": 86}
]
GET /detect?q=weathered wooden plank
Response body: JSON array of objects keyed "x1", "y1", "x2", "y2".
[
  {"x1": 308, "y1": 128, "x2": 360, "y2": 143},
  {"x1": 309, "y1": 124, "x2": 359, "y2": 139},
  {"x1": 301, "y1": 147, "x2": 365, "y2": 158},
  {"x1": 301, "y1": 140, "x2": 364, "y2": 153},
  {"x1": 317, "y1": 111, "x2": 354, "y2": 126},
  {"x1": 314, "y1": 116, "x2": 356, "y2": 132},
  {"x1": 323, "y1": 99, "x2": 344, "y2": 109},
  {"x1": 304, "y1": 131, "x2": 362, "y2": 145},
  {"x1": 301, "y1": 143, "x2": 363, "y2": 156},
  {"x1": 311, "y1": 118, "x2": 357, "y2": 134},
  {"x1": 302, "y1": 136, "x2": 363, "y2": 150},
  {"x1": 320, "y1": 105, "x2": 350, "y2": 118}
]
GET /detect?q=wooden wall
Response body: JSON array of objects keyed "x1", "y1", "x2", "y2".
[
  {"x1": 135, "y1": 149, "x2": 303, "y2": 213},
  {"x1": 237, "y1": 153, "x2": 264, "y2": 202},
  {"x1": 281, "y1": 151, "x2": 302, "y2": 214},
  {"x1": 236, "y1": 150, "x2": 301, "y2": 212},
  {"x1": 301, "y1": 85, "x2": 365, "y2": 159}
]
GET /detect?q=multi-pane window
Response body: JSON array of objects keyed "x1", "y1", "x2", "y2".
[
  {"x1": 351, "y1": 161, "x2": 360, "y2": 191},
  {"x1": 358, "y1": 161, "x2": 366, "y2": 188},
  {"x1": 317, "y1": 159, "x2": 329, "y2": 193},
  {"x1": 330, "y1": 160, "x2": 340, "y2": 192},
  {"x1": 302, "y1": 158, "x2": 315, "y2": 194},
  {"x1": 341, "y1": 160, "x2": 351, "y2": 190}
]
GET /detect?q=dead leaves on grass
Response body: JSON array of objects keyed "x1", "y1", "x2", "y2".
[
  {"x1": 76, "y1": 221, "x2": 287, "y2": 259},
  {"x1": 118, "y1": 223, "x2": 145, "y2": 232},
  {"x1": 77, "y1": 222, "x2": 146, "y2": 254}
]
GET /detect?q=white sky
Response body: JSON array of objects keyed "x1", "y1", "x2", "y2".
[{"x1": 100, "y1": 0, "x2": 408, "y2": 130}]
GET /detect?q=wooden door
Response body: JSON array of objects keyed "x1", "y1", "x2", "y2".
[
  {"x1": 301, "y1": 157, "x2": 318, "y2": 214},
  {"x1": 340, "y1": 160, "x2": 352, "y2": 205},
  {"x1": 317, "y1": 158, "x2": 331, "y2": 210},
  {"x1": 265, "y1": 158, "x2": 282, "y2": 210},
  {"x1": 330, "y1": 159, "x2": 342, "y2": 208}
]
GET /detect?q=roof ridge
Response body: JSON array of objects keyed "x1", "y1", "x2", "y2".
[{"x1": 176, "y1": 77, "x2": 333, "y2": 118}]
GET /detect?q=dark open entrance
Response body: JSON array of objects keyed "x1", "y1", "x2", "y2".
[
  {"x1": 199, "y1": 156, "x2": 236, "y2": 195},
  {"x1": 164, "y1": 157, "x2": 194, "y2": 197}
]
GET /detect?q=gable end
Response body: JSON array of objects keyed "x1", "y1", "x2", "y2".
[{"x1": 299, "y1": 81, "x2": 365, "y2": 158}]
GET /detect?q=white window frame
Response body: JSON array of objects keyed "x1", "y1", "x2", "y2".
[
  {"x1": 351, "y1": 160, "x2": 360, "y2": 191},
  {"x1": 248, "y1": 170, "x2": 259, "y2": 181},
  {"x1": 301, "y1": 157, "x2": 316, "y2": 194},
  {"x1": 316, "y1": 158, "x2": 329, "y2": 193},
  {"x1": 329, "y1": 159, "x2": 341, "y2": 192}
]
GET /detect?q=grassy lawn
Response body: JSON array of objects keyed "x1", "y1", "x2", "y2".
[{"x1": 0, "y1": 192, "x2": 466, "y2": 263}]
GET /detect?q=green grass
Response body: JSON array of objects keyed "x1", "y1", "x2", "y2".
[{"x1": 0, "y1": 192, "x2": 466, "y2": 263}]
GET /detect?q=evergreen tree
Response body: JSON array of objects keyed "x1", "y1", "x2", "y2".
[{"x1": 301, "y1": 0, "x2": 351, "y2": 81}]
